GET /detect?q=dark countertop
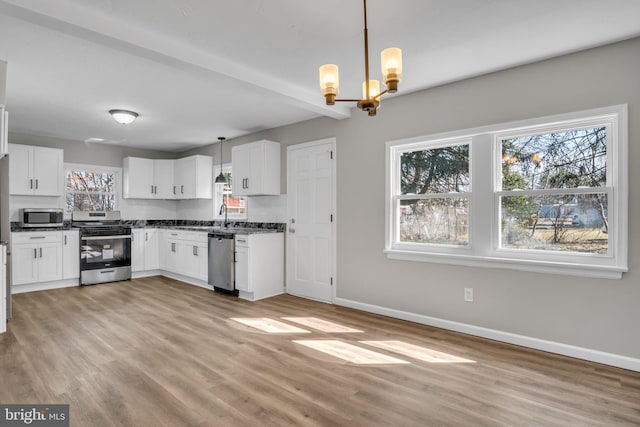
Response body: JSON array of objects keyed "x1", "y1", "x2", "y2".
[
  {"x1": 10, "y1": 225, "x2": 71, "y2": 232},
  {"x1": 154, "y1": 225, "x2": 283, "y2": 235},
  {"x1": 10, "y1": 220, "x2": 286, "y2": 235}
]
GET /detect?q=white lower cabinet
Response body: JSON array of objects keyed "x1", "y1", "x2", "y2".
[
  {"x1": 1, "y1": 244, "x2": 7, "y2": 334},
  {"x1": 162, "y1": 230, "x2": 180, "y2": 274},
  {"x1": 12, "y1": 231, "x2": 63, "y2": 286},
  {"x1": 133, "y1": 228, "x2": 160, "y2": 272},
  {"x1": 132, "y1": 229, "x2": 145, "y2": 272},
  {"x1": 182, "y1": 241, "x2": 208, "y2": 281},
  {"x1": 62, "y1": 230, "x2": 80, "y2": 280},
  {"x1": 143, "y1": 229, "x2": 159, "y2": 270},
  {"x1": 159, "y1": 230, "x2": 208, "y2": 282},
  {"x1": 234, "y1": 233, "x2": 284, "y2": 301}
]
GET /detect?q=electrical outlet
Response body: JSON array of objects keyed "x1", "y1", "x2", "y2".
[{"x1": 464, "y1": 287, "x2": 474, "y2": 302}]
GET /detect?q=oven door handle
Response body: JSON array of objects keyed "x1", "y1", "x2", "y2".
[{"x1": 81, "y1": 235, "x2": 131, "y2": 241}]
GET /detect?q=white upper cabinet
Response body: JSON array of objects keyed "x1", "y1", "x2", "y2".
[
  {"x1": 0, "y1": 106, "x2": 8, "y2": 158},
  {"x1": 123, "y1": 157, "x2": 164, "y2": 199},
  {"x1": 9, "y1": 143, "x2": 63, "y2": 196},
  {"x1": 123, "y1": 155, "x2": 211, "y2": 200},
  {"x1": 123, "y1": 157, "x2": 154, "y2": 198},
  {"x1": 153, "y1": 159, "x2": 176, "y2": 199},
  {"x1": 232, "y1": 140, "x2": 280, "y2": 196},
  {"x1": 174, "y1": 155, "x2": 212, "y2": 199}
]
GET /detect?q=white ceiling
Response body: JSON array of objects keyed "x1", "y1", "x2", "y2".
[{"x1": 1, "y1": 0, "x2": 639, "y2": 152}]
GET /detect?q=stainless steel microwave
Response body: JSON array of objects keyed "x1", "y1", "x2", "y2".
[{"x1": 19, "y1": 208, "x2": 64, "y2": 228}]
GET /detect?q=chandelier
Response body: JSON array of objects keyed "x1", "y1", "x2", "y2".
[{"x1": 319, "y1": 0, "x2": 402, "y2": 116}]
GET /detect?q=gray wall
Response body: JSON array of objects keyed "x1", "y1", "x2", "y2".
[
  {"x1": 191, "y1": 37, "x2": 640, "y2": 359},
  {"x1": 0, "y1": 60, "x2": 6, "y2": 105}
]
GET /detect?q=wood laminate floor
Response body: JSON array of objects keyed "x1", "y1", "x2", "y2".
[{"x1": 1, "y1": 277, "x2": 639, "y2": 426}]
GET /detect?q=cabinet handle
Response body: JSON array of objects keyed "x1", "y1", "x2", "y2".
[
  {"x1": 181, "y1": 185, "x2": 184, "y2": 194},
  {"x1": 171, "y1": 242, "x2": 176, "y2": 252},
  {"x1": 173, "y1": 186, "x2": 176, "y2": 195},
  {"x1": 193, "y1": 246, "x2": 197, "y2": 256},
  {"x1": 29, "y1": 179, "x2": 33, "y2": 189},
  {"x1": 35, "y1": 179, "x2": 38, "y2": 189},
  {"x1": 145, "y1": 232, "x2": 148, "y2": 241},
  {"x1": 39, "y1": 248, "x2": 43, "y2": 258},
  {"x1": 236, "y1": 239, "x2": 246, "y2": 243},
  {"x1": 64, "y1": 235, "x2": 67, "y2": 245},
  {"x1": 234, "y1": 251, "x2": 237, "y2": 263},
  {"x1": 33, "y1": 248, "x2": 37, "y2": 259},
  {"x1": 29, "y1": 236, "x2": 46, "y2": 239},
  {"x1": 151, "y1": 185, "x2": 154, "y2": 194}
]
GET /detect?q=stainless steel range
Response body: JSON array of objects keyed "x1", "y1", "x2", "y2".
[{"x1": 72, "y1": 211, "x2": 131, "y2": 285}]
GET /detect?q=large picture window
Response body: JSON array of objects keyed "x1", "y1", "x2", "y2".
[{"x1": 386, "y1": 105, "x2": 628, "y2": 278}]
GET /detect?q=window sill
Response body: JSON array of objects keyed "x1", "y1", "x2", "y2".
[{"x1": 384, "y1": 248, "x2": 626, "y2": 280}]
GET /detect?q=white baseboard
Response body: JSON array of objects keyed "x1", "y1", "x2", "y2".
[
  {"x1": 334, "y1": 297, "x2": 640, "y2": 372},
  {"x1": 160, "y1": 271, "x2": 210, "y2": 290},
  {"x1": 132, "y1": 270, "x2": 161, "y2": 279},
  {"x1": 12, "y1": 279, "x2": 79, "y2": 294}
]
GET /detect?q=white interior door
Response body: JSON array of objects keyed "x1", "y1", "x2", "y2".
[{"x1": 286, "y1": 138, "x2": 335, "y2": 303}]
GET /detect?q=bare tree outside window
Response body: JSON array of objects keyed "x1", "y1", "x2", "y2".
[
  {"x1": 65, "y1": 170, "x2": 116, "y2": 213},
  {"x1": 500, "y1": 127, "x2": 608, "y2": 254}
]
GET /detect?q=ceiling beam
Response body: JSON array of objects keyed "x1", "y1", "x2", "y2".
[{"x1": 0, "y1": 0, "x2": 351, "y2": 120}]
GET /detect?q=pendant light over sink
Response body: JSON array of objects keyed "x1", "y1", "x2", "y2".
[
  {"x1": 215, "y1": 137, "x2": 228, "y2": 184},
  {"x1": 318, "y1": 0, "x2": 402, "y2": 116}
]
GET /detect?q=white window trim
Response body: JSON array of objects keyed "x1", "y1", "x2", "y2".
[
  {"x1": 213, "y1": 163, "x2": 248, "y2": 220},
  {"x1": 385, "y1": 105, "x2": 628, "y2": 279},
  {"x1": 64, "y1": 163, "x2": 121, "y2": 218}
]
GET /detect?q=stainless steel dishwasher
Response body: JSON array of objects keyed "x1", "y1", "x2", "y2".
[{"x1": 208, "y1": 233, "x2": 237, "y2": 295}]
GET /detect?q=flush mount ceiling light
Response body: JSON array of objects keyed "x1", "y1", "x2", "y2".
[
  {"x1": 319, "y1": 0, "x2": 402, "y2": 117},
  {"x1": 215, "y1": 137, "x2": 228, "y2": 184},
  {"x1": 109, "y1": 109, "x2": 138, "y2": 125}
]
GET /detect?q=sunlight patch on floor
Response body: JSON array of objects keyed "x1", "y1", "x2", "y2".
[
  {"x1": 361, "y1": 341, "x2": 476, "y2": 364},
  {"x1": 282, "y1": 317, "x2": 363, "y2": 333},
  {"x1": 294, "y1": 340, "x2": 410, "y2": 365},
  {"x1": 230, "y1": 318, "x2": 311, "y2": 334}
]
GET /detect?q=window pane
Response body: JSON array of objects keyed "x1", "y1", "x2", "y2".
[
  {"x1": 214, "y1": 167, "x2": 247, "y2": 218},
  {"x1": 225, "y1": 195, "x2": 247, "y2": 215},
  {"x1": 501, "y1": 127, "x2": 606, "y2": 190},
  {"x1": 400, "y1": 145, "x2": 469, "y2": 195},
  {"x1": 399, "y1": 198, "x2": 469, "y2": 245},
  {"x1": 66, "y1": 171, "x2": 115, "y2": 192},
  {"x1": 66, "y1": 193, "x2": 115, "y2": 212},
  {"x1": 500, "y1": 193, "x2": 608, "y2": 254}
]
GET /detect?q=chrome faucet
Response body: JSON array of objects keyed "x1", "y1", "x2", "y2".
[{"x1": 219, "y1": 200, "x2": 230, "y2": 228}]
